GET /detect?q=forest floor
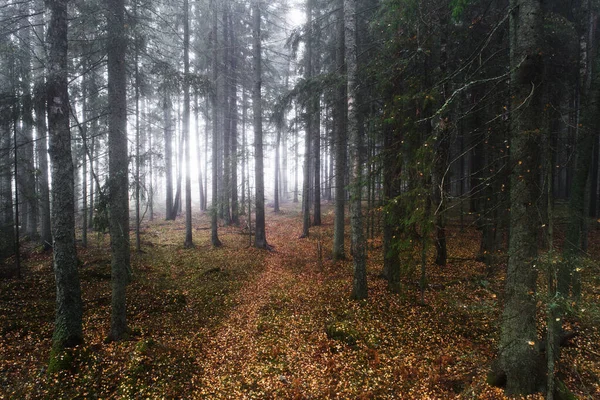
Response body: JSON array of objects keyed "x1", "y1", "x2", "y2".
[{"x1": 0, "y1": 203, "x2": 599, "y2": 399}]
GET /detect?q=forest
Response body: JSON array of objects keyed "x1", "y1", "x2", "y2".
[{"x1": 1, "y1": 0, "x2": 600, "y2": 398}]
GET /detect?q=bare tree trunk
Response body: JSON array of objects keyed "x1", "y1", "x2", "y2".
[
  {"x1": 18, "y1": 3, "x2": 37, "y2": 239},
  {"x1": 499, "y1": 0, "x2": 543, "y2": 394},
  {"x1": 294, "y1": 103, "x2": 299, "y2": 204},
  {"x1": 252, "y1": 0, "x2": 268, "y2": 249},
  {"x1": 345, "y1": 0, "x2": 367, "y2": 300},
  {"x1": 332, "y1": 0, "x2": 346, "y2": 260},
  {"x1": 134, "y1": 1, "x2": 141, "y2": 252},
  {"x1": 164, "y1": 91, "x2": 175, "y2": 220},
  {"x1": 183, "y1": 0, "x2": 194, "y2": 248},
  {"x1": 107, "y1": 0, "x2": 131, "y2": 341},
  {"x1": 33, "y1": 5, "x2": 52, "y2": 248},
  {"x1": 274, "y1": 126, "x2": 281, "y2": 212},
  {"x1": 46, "y1": 0, "x2": 83, "y2": 361},
  {"x1": 211, "y1": 0, "x2": 222, "y2": 246},
  {"x1": 230, "y1": 13, "x2": 239, "y2": 225}
]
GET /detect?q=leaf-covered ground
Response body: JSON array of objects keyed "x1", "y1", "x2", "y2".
[{"x1": 1, "y1": 204, "x2": 599, "y2": 399}]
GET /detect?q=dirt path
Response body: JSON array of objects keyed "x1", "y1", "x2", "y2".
[{"x1": 193, "y1": 213, "x2": 336, "y2": 398}]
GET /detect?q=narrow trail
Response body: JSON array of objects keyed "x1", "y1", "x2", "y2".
[{"x1": 193, "y1": 212, "x2": 337, "y2": 398}]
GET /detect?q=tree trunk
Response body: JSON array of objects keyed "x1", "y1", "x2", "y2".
[
  {"x1": 195, "y1": 95, "x2": 206, "y2": 212},
  {"x1": 211, "y1": 0, "x2": 222, "y2": 246},
  {"x1": 253, "y1": 0, "x2": 268, "y2": 249},
  {"x1": 294, "y1": 103, "x2": 299, "y2": 204},
  {"x1": 134, "y1": 3, "x2": 141, "y2": 252},
  {"x1": 164, "y1": 91, "x2": 175, "y2": 220},
  {"x1": 345, "y1": 0, "x2": 367, "y2": 300},
  {"x1": 274, "y1": 127, "x2": 281, "y2": 212},
  {"x1": 107, "y1": 0, "x2": 131, "y2": 341},
  {"x1": 18, "y1": 4, "x2": 37, "y2": 239},
  {"x1": 33, "y1": 19, "x2": 52, "y2": 248},
  {"x1": 230, "y1": 13, "x2": 239, "y2": 225},
  {"x1": 183, "y1": 0, "x2": 194, "y2": 248},
  {"x1": 301, "y1": 0, "x2": 313, "y2": 238},
  {"x1": 499, "y1": 0, "x2": 544, "y2": 394},
  {"x1": 46, "y1": 0, "x2": 83, "y2": 358},
  {"x1": 332, "y1": 0, "x2": 346, "y2": 261}
]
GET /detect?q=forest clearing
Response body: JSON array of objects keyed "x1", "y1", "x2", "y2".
[{"x1": 1, "y1": 203, "x2": 599, "y2": 399}]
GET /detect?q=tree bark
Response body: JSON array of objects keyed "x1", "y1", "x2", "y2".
[
  {"x1": 499, "y1": 0, "x2": 544, "y2": 394},
  {"x1": 345, "y1": 0, "x2": 367, "y2": 300},
  {"x1": 33, "y1": 5, "x2": 52, "y2": 249},
  {"x1": 211, "y1": 0, "x2": 222, "y2": 246},
  {"x1": 332, "y1": 0, "x2": 346, "y2": 261},
  {"x1": 107, "y1": 0, "x2": 131, "y2": 341},
  {"x1": 164, "y1": 91, "x2": 175, "y2": 220},
  {"x1": 253, "y1": 0, "x2": 268, "y2": 249},
  {"x1": 46, "y1": 0, "x2": 83, "y2": 355},
  {"x1": 183, "y1": 0, "x2": 194, "y2": 248}
]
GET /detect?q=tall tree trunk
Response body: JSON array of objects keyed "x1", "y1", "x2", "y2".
[
  {"x1": 274, "y1": 127, "x2": 281, "y2": 212},
  {"x1": 183, "y1": 0, "x2": 194, "y2": 248},
  {"x1": 499, "y1": 0, "x2": 544, "y2": 394},
  {"x1": 33, "y1": 6, "x2": 52, "y2": 248},
  {"x1": 211, "y1": 0, "x2": 222, "y2": 246},
  {"x1": 81, "y1": 71, "x2": 89, "y2": 248},
  {"x1": 46, "y1": 0, "x2": 83, "y2": 360},
  {"x1": 164, "y1": 91, "x2": 175, "y2": 220},
  {"x1": 222, "y1": 8, "x2": 232, "y2": 225},
  {"x1": 107, "y1": 0, "x2": 131, "y2": 341},
  {"x1": 253, "y1": 0, "x2": 268, "y2": 249},
  {"x1": 294, "y1": 103, "x2": 299, "y2": 204},
  {"x1": 241, "y1": 90, "x2": 246, "y2": 215},
  {"x1": 196, "y1": 95, "x2": 206, "y2": 212},
  {"x1": 18, "y1": 4, "x2": 37, "y2": 239},
  {"x1": 332, "y1": 0, "x2": 346, "y2": 260},
  {"x1": 230, "y1": 13, "x2": 239, "y2": 225},
  {"x1": 301, "y1": 1, "x2": 313, "y2": 238},
  {"x1": 134, "y1": 1, "x2": 141, "y2": 252},
  {"x1": 345, "y1": 0, "x2": 366, "y2": 300}
]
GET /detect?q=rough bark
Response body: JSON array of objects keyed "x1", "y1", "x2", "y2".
[
  {"x1": 230, "y1": 12, "x2": 239, "y2": 225},
  {"x1": 211, "y1": 0, "x2": 222, "y2": 247},
  {"x1": 332, "y1": 0, "x2": 346, "y2": 261},
  {"x1": 107, "y1": 0, "x2": 131, "y2": 341},
  {"x1": 499, "y1": 0, "x2": 544, "y2": 394},
  {"x1": 183, "y1": 0, "x2": 194, "y2": 248},
  {"x1": 46, "y1": 0, "x2": 83, "y2": 354},
  {"x1": 164, "y1": 91, "x2": 175, "y2": 220},
  {"x1": 18, "y1": 4, "x2": 37, "y2": 239},
  {"x1": 253, "y1": 0, "x2": 268, "y2": 249},
  {"x1": 345, "y1": 0, "x2": 367, "y2": 300}
]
